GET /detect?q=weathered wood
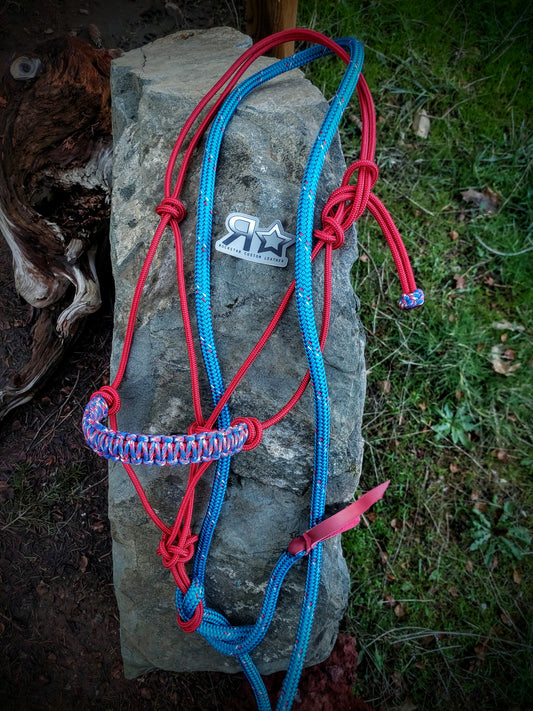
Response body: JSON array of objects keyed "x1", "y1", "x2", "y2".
[
  {"x1": 245, "y1": 0, "x2": 299, "y2": 58},
  {"x1": 0, "y1": 36, "x2": 114, "y2": 421}
]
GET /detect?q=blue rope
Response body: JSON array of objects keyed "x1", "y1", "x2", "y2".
[{"x1": 177, "y1": 37, "x2": 365, "y2": 710}]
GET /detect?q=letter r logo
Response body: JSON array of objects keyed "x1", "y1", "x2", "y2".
[{"x1": 221, "y1": 214, "x2": 258, "y2": 253}]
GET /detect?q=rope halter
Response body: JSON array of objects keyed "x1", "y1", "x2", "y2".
[{"x1": 82, "y1": 29, "x2": 424, "y2": 711}]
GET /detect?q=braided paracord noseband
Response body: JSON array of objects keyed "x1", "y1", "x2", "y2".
[{"x1": 82, "y1": 30, "x2": 423, "y2": 711}]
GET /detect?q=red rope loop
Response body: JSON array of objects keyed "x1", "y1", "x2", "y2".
[
  {"x1": 92, "y1": 385, "x2": 121, "y2": 415},
  {"x1": 157, "y1": 532, "x2": 198, "y2": 569},
  {"x1": 232, "y1": 416, "x2": 264, "y2": 451},
  {"x1": 156, "y1": 197, "x2": 187, "y2": 223},
  {"x1": 344, "y1": 158, "x2": 379, "y2": 190},
  {"x1": 177, "y1": 601, "x2": 204, "y2": 634}
]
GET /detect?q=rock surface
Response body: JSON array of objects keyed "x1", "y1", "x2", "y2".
[{"x1": 108, "y1": 27, "x2": 366, "y2": 677}]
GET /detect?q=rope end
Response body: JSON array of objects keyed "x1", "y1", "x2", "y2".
[{"x1": 399, "y1": 288, "x2": 424, "y2": 310}]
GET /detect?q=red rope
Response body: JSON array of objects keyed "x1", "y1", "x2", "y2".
[{"x1": 101, "y1": 31, "x2": 421, "y2": 625}]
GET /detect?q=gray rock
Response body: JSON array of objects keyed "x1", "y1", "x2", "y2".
[{"x1": 108, "y1": 27, "x2": 366, "y2": 678}]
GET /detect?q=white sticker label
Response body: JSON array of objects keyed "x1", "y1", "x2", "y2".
[{"x1": 215, "y1": 213, "x2": 295, "y2": 267}]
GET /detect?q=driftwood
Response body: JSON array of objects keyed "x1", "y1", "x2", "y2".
[{"x1": 0, "y1": 36, "x2": 115, "y2": 421}]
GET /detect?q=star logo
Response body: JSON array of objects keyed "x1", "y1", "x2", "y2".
[
  {"x1": 215, "y1": 213, "x2": 295, "y2": 267},
  {"x1": 256, "y1": 221, "x2": 295, "y2": 258}
]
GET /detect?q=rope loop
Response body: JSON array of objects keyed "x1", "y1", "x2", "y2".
[
  {"x1": 92, "y1": 385, "x2": 121, "y2": 415},
  {"x1": 343, "y1": 158, "x2": 379, "y2": 190},
  {"x1": 177, "y1": 600, "x2": 204, "y2": 634},
  {"x1": 232, "y1": 416, "x2": 264, "y2": 451},
  {"x1": 156, "y1": 196, "x2": 187, "y2": 223}
]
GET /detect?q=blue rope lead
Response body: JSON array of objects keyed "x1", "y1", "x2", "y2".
[{"x1": 189, "y1": 37, "x2": 364, "y2": 711}]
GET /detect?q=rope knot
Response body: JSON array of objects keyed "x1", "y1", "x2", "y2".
[
  {"x1": 187, "y1": 421, "x2": 207, "y2": 436},
  {"x1": 156, "y1": 197, "x2": 187, "y2": 223},
  {"x1": 314, "y1": 216, "x2": 345, "y2": 249},
  {"x1": 92, "y1": 385, "x2": 121, "y2": 415},
  {"x1": 157, "y1": 532, "x2": 197, "y2": 569},
  {"x1": 313, "y1": 160, "x2": 379, "y2": 250},
  {"x1": 232, "y1": 416, "x2": 263, "y2": 451}
]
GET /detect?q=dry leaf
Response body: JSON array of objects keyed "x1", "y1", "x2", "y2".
[
  {"x1": 449, "y1": 462, "x2": 459, "y2": 473},
  {"x1": 454, "y1": 273, "x2": 466, "y2": 290},
  {"x1": 501, "y1": 610, "x2": 512, "y2": 626},
  {"x1": 394, "y1": 602, "x2": 407, "y2": 618},
  {"x1": 413, "y1": 109, "x2": 430, "y2": 138},
  {"x1": 492, "y1": 449, "x2": 509, "y2": 461},
  {"x1": 475, "y1": 640, "x2": 489, "y2": 660},
  {"x1": 465, "y1": 559, "x2": 474, "y2": 573},
  {"x1": 491, "y1": 320, "x2": 525, "y2": 332},
  {"x1": 513, "y1": 568, "x2": 522, "y2": 584},
  {"x1": 359, "y1": 253, "x2": 369, "y2": 262},
  {"x1": 88, "y1": 23, "x2": 103, "y2": 48},
  {"x1": 491, "y1": 345, "x2": 521, "y2": 376},
  {"x1": 461, "y1": 186, "x2": 502, "y2": 214},
  {"x1": 36, "y1": 580, "x2": 49, "y2": 596},
  {"x1": 379, "y1": 379, "x2": 391, "y2": 395}
]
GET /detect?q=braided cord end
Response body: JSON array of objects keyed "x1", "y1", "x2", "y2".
[{"x1": 398, "y1": 288, "x2": 424, "y2": 310}]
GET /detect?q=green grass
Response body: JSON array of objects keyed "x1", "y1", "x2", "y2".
[
  {"x1": 297, "y1": 0, "x2": 533, "y2": 708},
  {"x1": 1, "y1": 463, "x2": 88, "y2": 534}
]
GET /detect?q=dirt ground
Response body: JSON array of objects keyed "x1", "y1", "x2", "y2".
[{"x1": 0, "y1": 2, "x2": 370, "y2": 710}]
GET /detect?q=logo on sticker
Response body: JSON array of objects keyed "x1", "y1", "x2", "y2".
[{"x1": 215, "y1": 213, "x2": 295, "y2": 267}]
